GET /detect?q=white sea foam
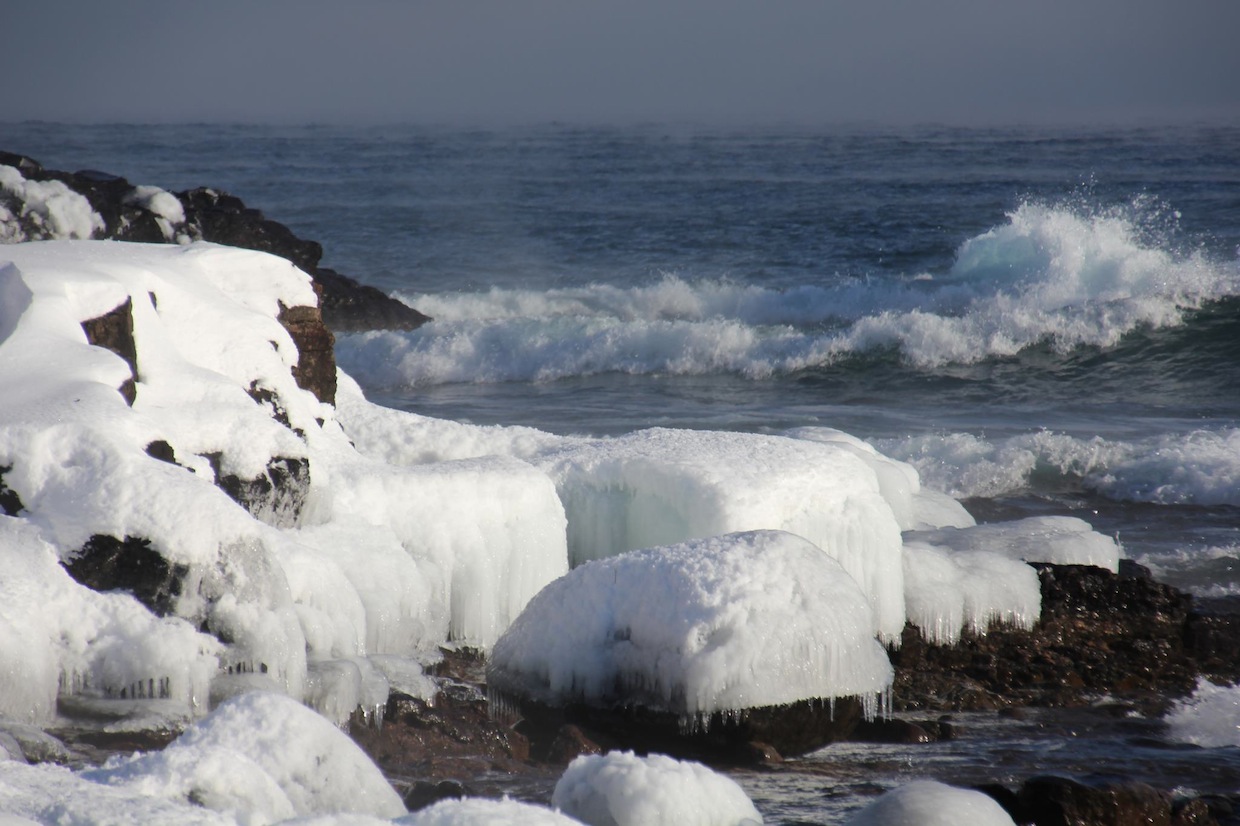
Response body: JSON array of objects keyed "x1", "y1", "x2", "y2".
[
  {"x1": 877, "y1": 427, "x2": 1240, "y2": 507},
  {"x1": 338, "y1": 200, "x2": 1239, "y2": 388},
  {"x1": 1165, "y1": 679, "x2": 1240, "y2": 748}
]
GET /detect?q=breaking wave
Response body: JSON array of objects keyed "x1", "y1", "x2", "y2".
[{"x1": 336, "y1": 198, "x2": 1239, "y2": 386}]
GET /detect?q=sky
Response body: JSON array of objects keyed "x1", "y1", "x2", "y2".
[{"x1": 4, "y1": 0, "x2": 1239, "y2": 126}]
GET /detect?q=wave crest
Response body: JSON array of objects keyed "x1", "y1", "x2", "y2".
[{"x1": 340, "y1": 198, "x2": 1238, "y2": 386}]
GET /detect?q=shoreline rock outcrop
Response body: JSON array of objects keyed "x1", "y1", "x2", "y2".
[{"x1": 0, "y1": 150, "x2": 430, "y2": 335}]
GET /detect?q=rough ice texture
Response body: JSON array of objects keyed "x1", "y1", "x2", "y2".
[
  {"x1": 399, "y1": 797, "x2": 585, "y2": 825},
  {"x1": 0, "y1": 165, "x2": 104, "y2": 242},
  {"x1": 845, "y1": 780, "x2": 1016, "y2": 826},
  {"x1": 906, "y1": 515, "x2": 1122, "y2": 573},
  {"x1": 902, "y1": 541, "x2": 1041, "y2": 645},
  {"x1": 83, "y1": 692, "x2": 405, "y2": 822},
  {"x1": 537, "y1": 428, "x2": 907, "y2": 641},
  {"x1": 786, "y1": 427, "x2": 974, "y2": 531},
  {"x1": 0, "y1": 240, "x2": 567, "y2": 727},
  {"x1": 488, "y1": 531, "x2": 893, "y2": 718},
  {"x1": 552, "y1": 751, "x2": 762, "y2": 826}
]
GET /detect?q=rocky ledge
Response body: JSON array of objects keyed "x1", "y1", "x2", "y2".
[
  {"x1": 0, "y1": 150, "x2": 430, "y2": 334},
  {"x1": 346, "y1": 562, "x2": 1240, "y2": 823}
]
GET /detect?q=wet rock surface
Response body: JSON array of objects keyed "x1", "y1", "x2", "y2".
[
  {"x1": 63, "y1": 534, "x2": 188, "y2": 618},
  {"x1": 892, "y1": 561, "x2": 1239, "y2": 714}
]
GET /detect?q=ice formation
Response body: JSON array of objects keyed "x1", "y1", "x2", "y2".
[
  {"x1": 402, "y1": 797, "x2": 585, "y2": 825},
  {"x1": 488, "y1": 531, "x2": 894, "y2": 719},
  {"x1": 84, "y1": 692, "x2": 405, "y2": 821},
  {"x1": 845, "y1": 780, "x2": 1016, "y2": 825},
  {"x1": 537, "y1": 427, "x2": 907, "y2": 641},
  {"x1": 902, "y1": 541, "x2": 1041, "y2": 645},
  {"x1": 907, "y1": 515, "x2": 1123, "y2": 572},
  {"x1": 786, "y1": 427, "x2": 974, "y2": 531},
  {"x1": 0, "y1": 240, "x2": 567, "y2": 727},
  {"x1": 552, "y1": 751, "x2": 763, "y2": 826}
]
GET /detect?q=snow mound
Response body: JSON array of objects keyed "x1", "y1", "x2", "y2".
[
  {"x1": 906, "y1": 515, "x2": 1122, "y2": 572},
  {"x1": 552, "y1": 751, "x2": 762, "y2": 826},
  {"x1": 84, "y1": 691, "x2": 405, "y2": 822},
  {"x1": 846, "y1": 781, "x2": 1016, "y2": 826},
  {"x1": 903, "y1": 541, "x2": 1041, "y2": 645},
  {"x1": 488, "y1": 531, "x2": 893, "y2": 719},
  {"x1": 538, "y1": 428, "x2": 906, "y2": 641},
  {"x1": 400, "y1": 797, "x2": 584, "y2": 825},
  {"x1": 0, "y1": 165, "x2": 103, "y2": 242}
]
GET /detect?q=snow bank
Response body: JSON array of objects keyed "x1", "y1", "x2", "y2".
[
  {"x1": 552, "y1": 751, "x2": 762, "y2": 826},
  {"x1": 906, "y1": 515, "x2": 1122, "y2": 572},
  {"x1": 401, "y1": 797, "x2": 584, "y2": 825},
  {"x1": 538, "y1": 428, "x2": 906, "y2": 641},
  {"x1": 846, "y1": 781, "x2": 1015, "y2": 826},
  {"x1": 0, "y1": 240, "x2": 567, "y2": 727},
  {"x1": 902, "y1": 542, "x2": 1041, "y2": 645},
  {"x1": 84, "y1": 692, "x2": 405, "y2": 821},
  {"x1": 488, "y1": 531, "x2": 893, "y2": 720},
  {"x1": 1165, "y1": 678, "x2": 1240, "y2": 748},
  {"x1": 0, "y1": 515, "x2": 220, "y2": 725}
]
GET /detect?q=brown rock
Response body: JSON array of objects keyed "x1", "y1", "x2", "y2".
[{"x1": 1017, "y1": 775, "x2": 1171, "y2": 826}]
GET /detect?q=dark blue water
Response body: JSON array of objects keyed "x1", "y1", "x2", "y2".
[{"x1": 3, "y1": 121, "x2": 1239, "y2": 820}]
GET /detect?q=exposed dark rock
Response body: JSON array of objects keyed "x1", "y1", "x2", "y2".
[
  {"x1": 277, "y1": 298, "x2": 336, "y2": 405},
  {"x1": 80, "y1": 297, "x2": 137, "y2": 405},
  {"x1": 403, "y1": 779, "x2": 472, "y2": 813},
  {"x1": 1016, "y1": 775, "x2": 1172, "y2": 826},
  {"x1": 1172, "y1": 798, "x2": 1221, "y2": 826},
  {"x1": 203, "y1": 452, "x2": 310, "y2": 528},
  {"x1": 892, "y1": 563, "x2": 1204, "y2": 713},
  {"x1": 313, "y1": 265, "x2": 431, "y2": 333},
  {"x1": 63, "y1": 535, "x2": 188, "y2": 617},
  {"x1": 349, "y1": 688, "x2": 531, "y2": 787},
  {"x1": 144, "y1": 440, "x2": 177, "y2": 465},
  {"x1": 850, "y1": 717, "x2": 935, "y2": 744},
  {"x1": 541, "y1": 724, "x2": 602, "y2": 764},
  {"x1": 507, "y1": 694, "x2": 866, "y2": 763},
  {"x1": 0, "y1": 464, "x2": 23, "y2": 516}
]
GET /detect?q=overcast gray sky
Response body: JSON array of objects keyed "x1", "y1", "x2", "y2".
[{"x1": 5, "y1": 0, "x2": 1238, "y2": 126}]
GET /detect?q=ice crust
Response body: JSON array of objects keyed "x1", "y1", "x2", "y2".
[
  {"x1": 488, "y1": 531, "x2": 894, "y2": 718},
  {"x1": 0, "y1": 241, "x2": 567, "y2": 727},
  {"x1": 552, "y1": 751, "x2": 763, "y2": 826},
  {"x1": 845, "y1": 780, "x2": 1016, "y2": 825},
  {"x1": 401, "y1": 797, "x2": 585, "y2": 825},
  {"x1": 537, "y1": 427, "x2": 907, "y2": 641},
  {"x1": 907, "y1": 515, "x2": 1123, "y2": 572}
]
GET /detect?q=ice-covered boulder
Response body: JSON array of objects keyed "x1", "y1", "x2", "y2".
[
  {"x1": 906, "y1": 515, "x2": 1122, "y2": 572},
  {"x1": 552, "y1": 751, "x2": 762, "y2": 826},
  {"x1": 537, "y1": 427, "x2": 906, "y2": 641},
  {"x1": 488, "y1": 531, "x2": 893, "y2": 755},
  {"x1": 846, "y1": 781, "x2": 1016, "y2": 826},
  {"x1": 83, "y1": 692, "x2": 405, "y2": 822}
]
